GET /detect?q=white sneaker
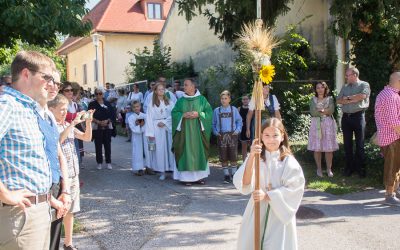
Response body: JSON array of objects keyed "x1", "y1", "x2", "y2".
[
  {"x1": 97, "y1": 164, "x2": 102, "y2": 170},
  {"x1": 395, "y1": 188, "x2": 400, "y2": 199},
  {"x1": 159, "y1": 174, "x2": 166, "y2": 181},
  {"x1": 384, "y1": 194, "x2": 400, "y2": 207},
  {"x1": 107, "y1": 164, "x2": 112, "y2": 170}
]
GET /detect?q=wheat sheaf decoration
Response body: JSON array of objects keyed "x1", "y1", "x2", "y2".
[{"x1": 236, "y1": 20, "x2": 280, "y2": 85}]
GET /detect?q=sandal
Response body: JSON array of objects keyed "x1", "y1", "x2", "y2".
[{"x1": 63, "y1": 244, "x2": 78, "y2": 250}]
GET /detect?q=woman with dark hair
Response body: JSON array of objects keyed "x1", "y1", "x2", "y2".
[
  {"x1": 88, "y1": 88, "x2": 116, "y2": 170},
  {"x1": 127, "y1": 83, "x2": 143, "y2": 104},
  {"x1": 307, "y1": 82, "x2": 338, "y2": 177},
  {"x1": 61, "y1": 81, "x2": 85, "y2": 163}
]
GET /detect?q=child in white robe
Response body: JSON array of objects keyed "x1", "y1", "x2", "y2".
[
  {"x1": 128, "y1": 101, "x2": 148, "y2": 176},
  {"x1": 233, "y1": 118, "x2": 305, "y2": 250},
  {"x1": 145, "y1": 83, "x2": 176, "y2": 180}
]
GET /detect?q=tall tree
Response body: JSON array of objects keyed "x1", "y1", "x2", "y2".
[
  {"x1": 176, "y1": 0, "x2": 293, "y2": 43},
  {"x1": 0, "y1": 39, "x2": 67, "y2": 80},
  {"x1": 0, "y1": 0, "x2": 91, "y2": 47},
  {"x1": 330, "y1": 0, "x2": 400, "y2": 133}
]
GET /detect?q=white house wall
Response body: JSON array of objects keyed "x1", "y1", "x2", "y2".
[
  {"x1": 67, "y1": 41, "x2": 101, "y2": 90},
  {"x1": 161, "y1": 0, "x2": 333, "y2": 72},
  {"x1": 275, "y1": 0, "x2": 332, "y2": 60},
  {"x1": 104, "y1": 33, "x2": 157, "y2": 85},
  {"x1": 160, "y1": 3, "x2": 236, "y2": 72}
]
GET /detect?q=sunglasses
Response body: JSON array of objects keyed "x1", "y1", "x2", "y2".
[
  {"x1": 95, "y1": 92, "x2": 103, "y2": 95},
  {"x1": 63, "y1": 88, "x2": 73, "y2": 93},
  {"x1": 29, "y1": 69, "x2": 54, "y2": 83}
]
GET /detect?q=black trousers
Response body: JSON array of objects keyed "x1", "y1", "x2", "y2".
[
  {"x1": 49, "y1": 182, "x2": 62, "y2": 250},
  {"x1": 93, "y1": 129, "x2": 112, "y2": 164},
  {"x1": 341, "y1": 111, "x2": 366, "y2": 176}
]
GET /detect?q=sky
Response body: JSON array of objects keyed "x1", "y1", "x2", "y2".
[{"x1": 86, "y1": 0, "x2": 101, "y2": 10}]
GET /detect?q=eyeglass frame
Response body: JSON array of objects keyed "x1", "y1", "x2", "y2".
[
  {"x1": 63, "y1": 88, "x2": 73, "y2": 93},
  {"x1": 28, "y1": 69, "x2": 55, "y2": 84}
]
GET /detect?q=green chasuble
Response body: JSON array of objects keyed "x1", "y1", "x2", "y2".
[{"x1": 172, "y1": 94, "x2": 213, "y2": 171}]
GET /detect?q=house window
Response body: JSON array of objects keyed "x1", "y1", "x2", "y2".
[
  {"x1": 83, "y1": 64, "x2": 87, "y2": 85},
  {"x1": 147, "y1": 3, "x2": 162, "y2": 20}
]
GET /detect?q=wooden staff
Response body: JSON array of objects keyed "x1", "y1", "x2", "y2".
[{"x1": 251, "y1": 79, "x2": 264, "y2": 250}]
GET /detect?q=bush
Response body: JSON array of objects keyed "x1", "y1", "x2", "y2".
[
  {"x1": 126, "y1": 39, "x2": 196, "y2": 83},
  {"x1": 275, "y1": 83, "x2": 314, "y2": 140},
  {"x1": 226, "y1": 25, "x2": 332, "y2": 139}
]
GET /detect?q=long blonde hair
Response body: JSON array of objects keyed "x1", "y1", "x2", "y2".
[
  {"x1": 152, "y1": 82, "x2": 170, "y2": 107},
  {"x1": 260, "y1": 118, "x2": 292, "y2": 161}
]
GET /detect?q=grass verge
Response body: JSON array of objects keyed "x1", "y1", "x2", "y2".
[
  {"x1": 61, "y1": 219, "x2": 85, "y2": 237},
  {"x1": 291, "y1": 138, "x2": 384, "y2": 195},
  {"x1": 209, "y1": 135, "x2": 384, "y2": 195}
]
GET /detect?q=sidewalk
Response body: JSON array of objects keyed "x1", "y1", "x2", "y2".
[{"x1": 69, "y1": 136, "x2": 399, "y2": 250}]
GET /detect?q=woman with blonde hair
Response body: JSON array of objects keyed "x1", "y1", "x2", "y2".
[{"x1": 145, "y1": 83, "x2": 176, "y2": 180}]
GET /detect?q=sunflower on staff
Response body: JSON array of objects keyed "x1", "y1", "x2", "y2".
[{"x1": 259, "y1": 65, "x2": 275, "y2": 84}]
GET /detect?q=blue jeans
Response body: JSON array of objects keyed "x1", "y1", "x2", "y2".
[{"x1": 341, "y1": 111, "x2": 366, "y2": 176}]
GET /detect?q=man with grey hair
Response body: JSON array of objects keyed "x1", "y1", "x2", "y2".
[
  {"x1": 374, "y1": 71, "x2": 400, "y2": 206},
  {"x1": 172, "y1": 78, "x2": 212, "y2": 185},
  {"x1": 337, "y1": 67, "x2": 370, "y2": 178}
]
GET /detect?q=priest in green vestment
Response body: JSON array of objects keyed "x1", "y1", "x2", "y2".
[{"x1": 172, "y1": 78, "x2": 213, "y2": 184}]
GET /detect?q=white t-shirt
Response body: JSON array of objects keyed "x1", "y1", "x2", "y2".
[
  {"x1": 127, "y1": 91, "x2": 144, "y2": 103},
  {"x1": 249, "y1": 95, "x2": 280, "y2": 111}
]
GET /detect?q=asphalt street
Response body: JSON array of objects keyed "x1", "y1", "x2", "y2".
[{"x1": 66, "y1": 136, "x2": 400, "y2": 250}]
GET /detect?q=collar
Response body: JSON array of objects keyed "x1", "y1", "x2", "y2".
[
  {"x1": 3, "y1": 86, "x2": 38, "y2": 109},
  {"x1": 385, "y1": 85, "x2": 400, "y2": 94},
  {"x1": 264, "y1": 150, "x2": 280, "y2": 160},
  {"x1": 183, "y1": 90, "x2": 200, "y2": 98}
]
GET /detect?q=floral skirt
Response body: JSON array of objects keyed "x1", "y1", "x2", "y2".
[{"x1": 307, "y1": 116, "x2": 339, "y2": 152}]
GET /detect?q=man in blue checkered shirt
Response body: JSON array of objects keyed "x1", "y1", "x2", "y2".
[{"x1": 0, "y1": 51, "x2": 56, "y2": 250}]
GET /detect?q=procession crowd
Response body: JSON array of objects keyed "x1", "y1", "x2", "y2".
[{"x1": 1, "y1": 50, "x2": 400, "y2": 250}]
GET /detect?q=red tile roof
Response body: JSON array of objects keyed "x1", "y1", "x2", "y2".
[{"x1": 58, "y1": 0, "x2": 173, "y2": 54}]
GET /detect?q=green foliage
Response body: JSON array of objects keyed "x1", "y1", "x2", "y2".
[
  {"x1": 171, "y1": 57, "x2": 196, "y2": 80},
  {"x1": 177, "y1": 0, "x2": 293, "y2": 43},
  {"x1": 0, "y1": 40, "x2": 66, "y2": 80},
  {"x1": 275, "y1": 83, "x2": 314, "y2": 140},
  {"x1": 127, "y1": 40, "x2": 196, "y2": 82},
  {"x1": 127, "y1": 40, "x2": 172, "y2": 82},
  {"x1": 228, "y1": 26, "x2": 320, "y2": 140},
  {"x1": 330, "y1": 0, "x2": 400, "y2": 135},
  {"x1": 199, "y1": 65, "x2": 230, "y2": 108},
  {"x1": 0, "y1": 0, "x2": 91, "y2": 47},
  {"x1": 271, "y1": 25, "x2": 317, "y2": 83}
]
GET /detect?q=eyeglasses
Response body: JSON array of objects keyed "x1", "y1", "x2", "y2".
[
  {"x1": 29, "y1": 69, "x2": 54, "y2": 83},
  {"x1": 345, "y1": 73, "x2": 354, "y2": 77},
  {"x1": 95, "y1": 92, "x2": 103, "y2": 95},
  {"x1": 63, "y1": 88, "x2": 73, "y2": 93},
  {"x1": 54, "y1": 82, "x2": 61, "y2": 88}
]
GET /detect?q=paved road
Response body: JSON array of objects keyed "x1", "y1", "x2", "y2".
[{"x1": 68, "y1": 136, "x2": 399, "y2": 250}]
